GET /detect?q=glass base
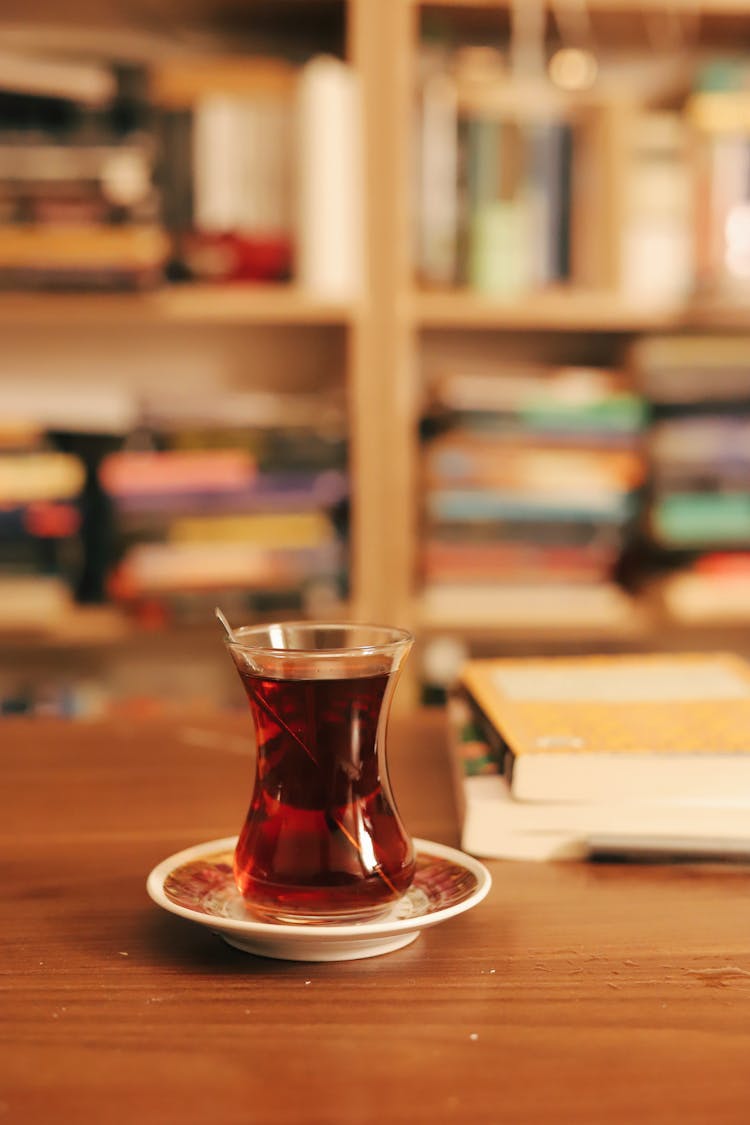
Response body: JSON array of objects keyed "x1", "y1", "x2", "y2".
[{"x1": 241, "y1": 899, "x2": 400, "y2": 927}]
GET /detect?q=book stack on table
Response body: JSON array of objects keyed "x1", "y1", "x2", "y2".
[{"x1": 450, "y1": 652, "x2": 750, "y2": 862}]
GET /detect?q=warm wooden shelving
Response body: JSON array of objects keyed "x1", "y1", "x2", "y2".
[
  {"x1": 5, "y1": 287, "x2": 746, "y2": 334},
  {"x1": 0, "y1": 599, "x2": 355, "y2": 652},
  {"x1": 411, "y1": 288, "x2": 684, "y2": 332},
  {"x1": 416, "y1": 592, "x2": 651, "y2": 642},
  {"x1": 6, "y1": 594, "x2": 749, "y2": 656},
  {"x1": 411, "y1": 289, "x2": 750, "y2": 332},
  {"x1": 0, "y1": 607, "x2": 130, "y2": 651},
  {"x1": 152, "y1": 285, "x2": 357, "y2": 325},
  {"x1": 681, "y1": 298, "x2": 750, "y2": 330},
  {"x1": 416, "y1": 597, "x2": 750, "y2": 653},
  {"x1": 414, "y1": 0, "x2": 750, "y2": 12},
  {"x1": 6, "y1": 0, "x2": 750, "y2": 712},
  {"x1": 0, "y1": 285, "x2": 357, "y2": 327},
  {"x1": 417, "y1": 611, "x2": 651, "y2": 645}
]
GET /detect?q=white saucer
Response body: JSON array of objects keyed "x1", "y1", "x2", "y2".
[{"x1": 147, "y1": 836, "x2": 491, "y2": 962}]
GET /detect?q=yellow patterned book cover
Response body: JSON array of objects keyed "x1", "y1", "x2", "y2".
[{"x1": 459, "y1": 652, "x2": 750, "y2": 803}]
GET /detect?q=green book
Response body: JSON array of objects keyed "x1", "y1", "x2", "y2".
[
  {"x1": 653, "y1": 493, "x2": 750, "y2": 546},
  {"x1": 466, "y1": 119, "x2": 529, "y2": 296}
]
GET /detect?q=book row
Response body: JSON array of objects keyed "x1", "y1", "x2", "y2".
[
  {"x1": 0, "y1": 388, "x2": 349, "y2": 632},
  {"x1": 416, "y1": 47, "x2": 750, "y2": 304},
  {"x1": 420, "y1": 334, "x2": 750, "y2": 626},
  {"x1": 0, "y1": 52, "x2": 360, "y2": 294}
]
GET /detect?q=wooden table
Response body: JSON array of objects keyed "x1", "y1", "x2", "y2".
[{"x1": 3, "y1": 711, "x2": 750, "y2": 1124}]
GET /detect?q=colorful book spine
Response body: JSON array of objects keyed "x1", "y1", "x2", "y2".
[
  {"x1": 99, "y1": 450, "x2": 257, "y2": 497},
  {"x1": 167, "y1": 511, "x2": 336, "y2": 548},
  {"x1": 110, "y1": 541, "x2": 343, "y2": 595},
  {"x1": 112, "y1": 470, "x2": 348, "y2": 515},
  {"x1": 0, "y1": 453, "x2": 85, "y2": 503}
]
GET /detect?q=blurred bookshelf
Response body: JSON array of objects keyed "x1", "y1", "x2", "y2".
[
  {"x1": 404, "y1": 0, "x2": 750, "y2": 700},
  {"x1": 0, "y1": 0, "x2": 370, "y2": 718},
  {"x1": 0, "y1": 287, "x2": 357, "y2": 326},
  {"x1": 6, "y1": 0, "x2": 750, "y2": 716}
]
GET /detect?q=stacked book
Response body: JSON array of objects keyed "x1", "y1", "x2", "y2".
[
  {"x1": 450, "y1": 651, "x2": 750, "y2": 862},
  {"x1": 0, "y1": 381, "x2": 138, "y2": 613},
  {"x1": 633, "y1": 334, "x2": 750, "y2": 624},
  {"x1": 102, "y1": 390, "x2": 349, "y2": 626},
  {"x1": 420, "y1": 364, "x2": 646, "y2": 631},
  {"x1": 0, "y1": 59, "x2": 167, "y2": 290},
  {"x1": 0, "y1": 419, "x2": 85, "y2": 630}
]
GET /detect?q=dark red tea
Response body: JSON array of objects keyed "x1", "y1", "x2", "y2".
[{"x1": 234, "y1": 667, "x2": 415, "y2": 923}]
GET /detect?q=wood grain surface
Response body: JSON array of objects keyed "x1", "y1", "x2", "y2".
[{"x1": 3, "y1": 710, "x2": 750, "y2": 1124}]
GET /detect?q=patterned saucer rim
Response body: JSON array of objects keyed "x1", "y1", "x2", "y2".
[{"x1": 146, "y1": 835, "x2": 492, "y2": 940}]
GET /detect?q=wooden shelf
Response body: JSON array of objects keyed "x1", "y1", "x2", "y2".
[
  {"x1": 417, "y1": 594, "x2": 651, "y2": 643},
  {"x1": 9, "y1": 597, "x2": 747, "y2": 655},
  {"x1": 157, "y1": 285, "x2": 357, "y2": 325},
  {"x1": 410, "y1": 288, "x2": 686, "y2": 332},
  {"x1": 0, "y1": 285, "x2": 357, "y2": 327},
  {"x1": 410, "y1": 288, "x2": 750, "y2": 332},
  {"x1": 682, "y1": 297, "x2": 750, "y2": 330},
  {"x1": 0, "y1": 601, "x2": 356, "y2": 652},
  {"x1": 414, "y1": 0, "x2": 750, "y2": 12},
  {"x1": 415, "y1": 585, "x2": 750, "y2": 653},
  {"x1": 0, "y1": 606, "x2": 130, "y2": 651},
  {"x1": 418, "y1": 617, "x2": 650, "y2": 646}
]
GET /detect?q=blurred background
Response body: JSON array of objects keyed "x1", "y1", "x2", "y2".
[{"x1": 3, "y1": 0, "x2": 750, "y2": 717}]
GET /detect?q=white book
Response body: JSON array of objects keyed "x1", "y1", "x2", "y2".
[
  {"x1": 461, "y1": 774, "x2": 750, "y2": 862},
  {"x1": 295, "y1": 56, "x2": 363, "y2": 297},
  {"x1": 0, "y1": 50, "x2": 114, "y2": 105},
  {"x1": 0, "y1": 383, "x2": 137, "y2": 435},
  {"x1": 193, "y1": 95, "x2": 245, "y2": 232}
]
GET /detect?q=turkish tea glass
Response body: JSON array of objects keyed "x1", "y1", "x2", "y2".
[{"x1": 225, "y1": 622, "x2": 415, "y2": 924}]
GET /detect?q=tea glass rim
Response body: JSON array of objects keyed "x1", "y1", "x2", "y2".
[{"x1": 224, "y1": 620, "x2": 414, "y2": 659}]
